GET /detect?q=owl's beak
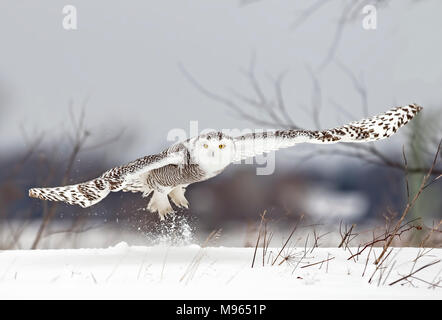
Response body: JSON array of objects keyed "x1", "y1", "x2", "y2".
[{"x1": 206, "y1": 150, "x2": 215, "y2": 158}]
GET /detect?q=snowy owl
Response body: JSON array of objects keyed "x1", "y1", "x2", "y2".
[{"x1": 29, "y1": 104, "x2": 422, "y2": 220}]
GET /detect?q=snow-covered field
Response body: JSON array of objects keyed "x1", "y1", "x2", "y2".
[{"x1": 0, "y1": 242, "x2": 440, "y2": 299}]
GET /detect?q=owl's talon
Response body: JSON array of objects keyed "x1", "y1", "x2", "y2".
[
  {"x1": 158, "y1": 210, "x2": 175, "y2": 221},
  {"x1": 169, "y1": 186, "x2": 189, "y2": 210},
  {"x1": 147, "y1": 191, "x2": 174, "y2": 220}
]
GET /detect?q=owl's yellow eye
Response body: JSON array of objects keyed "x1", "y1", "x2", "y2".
[
  {"x1": 219, "y1": 144, "x2": 226, "y2": 149},
  {"x1": 203, "y1": 144, "x2": 208, "y2": 149}
]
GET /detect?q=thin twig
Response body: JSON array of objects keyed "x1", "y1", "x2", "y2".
[
  {"x1": 251, "y1": 210, "x2": 266, "y2": 268},
  {"x1": 389, "y1": 260, "x2": 441, "y2": 286},
  {"x1": 375, "y1": 140, "x2": 442, "y2": 264},
  {"x1": 301, "y1": 256, "x2": 335, "y2": 269},
  {"x1": 272, "y1": 214, "x2": 304, "y2": 266}
]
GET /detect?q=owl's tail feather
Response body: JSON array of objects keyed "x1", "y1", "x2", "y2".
[{"x1": 29, "y1": 177, "x2": 111, "y2": 208}]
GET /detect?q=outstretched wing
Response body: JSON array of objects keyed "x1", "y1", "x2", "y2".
[
  {"x1": 232, "y1": 104, "x2": 422, "y2": 162},
  {"x1": 29, "y1": 149, "x2": 187, "y2": 207},
  {"x1": 102, "y1": 149, "x2": 187, "y2": 193}
]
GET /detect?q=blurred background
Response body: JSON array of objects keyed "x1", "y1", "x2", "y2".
[{"x1": 0, "y1": 0, "x2": 441, "y2": 249}]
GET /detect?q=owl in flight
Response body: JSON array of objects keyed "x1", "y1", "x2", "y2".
[{"x1": 29, "y1": 104, "x2": 422, "y2": 220}]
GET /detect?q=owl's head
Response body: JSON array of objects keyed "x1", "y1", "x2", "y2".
[{"x1": 191, "y1": 132, "x2": 235, "y2": 172}]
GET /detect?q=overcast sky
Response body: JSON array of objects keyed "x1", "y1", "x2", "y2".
[{"x1": 0, "y1": 0, "x2": 441, "y2": 165}]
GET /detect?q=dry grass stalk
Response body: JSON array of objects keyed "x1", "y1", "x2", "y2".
[
  {"x1": 309, "y1": 226, "x2": 331, "y2": 254},
  {"x1": 362, "y1": 242, "x2": 374, "y2": 277},
  {"x1": 180, "y1": 229, "x2": 221, "y2": 284},
  {"x1": 251, "y1": 210, "x2": 266, "y2": 268},
  {"x1": 262, "y1": 220, "x2": 274, "y2": 267},
  {"x1": 389, "y1": 260, "x2": 441, "y2": 286},
  {"x1": 420, "y1": 220, "x2": 442, "y2": 248},
  {"x1": 300, "y1": 256, "x2": 335, "y2": 269},
  {"x1": 338, "y1": 222, "x2": 355, "y2": 248},
  {"x1": 271, "y1": 214, "x2": 304, "y2": 266},
  {"x1": 368, "y1": 248, "x2": 394, "y2": 284},
  {"x1": 291, "y1": 234, "x2": 310, "y2": 274},
  {"x1": 375, "y1": 140, "x2": 441, "y2": 264}
]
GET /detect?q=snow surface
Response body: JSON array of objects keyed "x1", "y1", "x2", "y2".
[{"x1": 0, "y1": 243, "x2": 440, "y2": 299}]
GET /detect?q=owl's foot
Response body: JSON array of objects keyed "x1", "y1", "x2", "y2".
[
  {"x1": 147, "y1": 191, "x2": 174, "y2": 220},
  {"x1": 169, "y1": 186, "x2": 189, "y2": 209}
]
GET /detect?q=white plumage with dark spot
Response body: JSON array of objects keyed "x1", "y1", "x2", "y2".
[{"x1": 29, "y1": 104, "x2": 422, "y2": 220}]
